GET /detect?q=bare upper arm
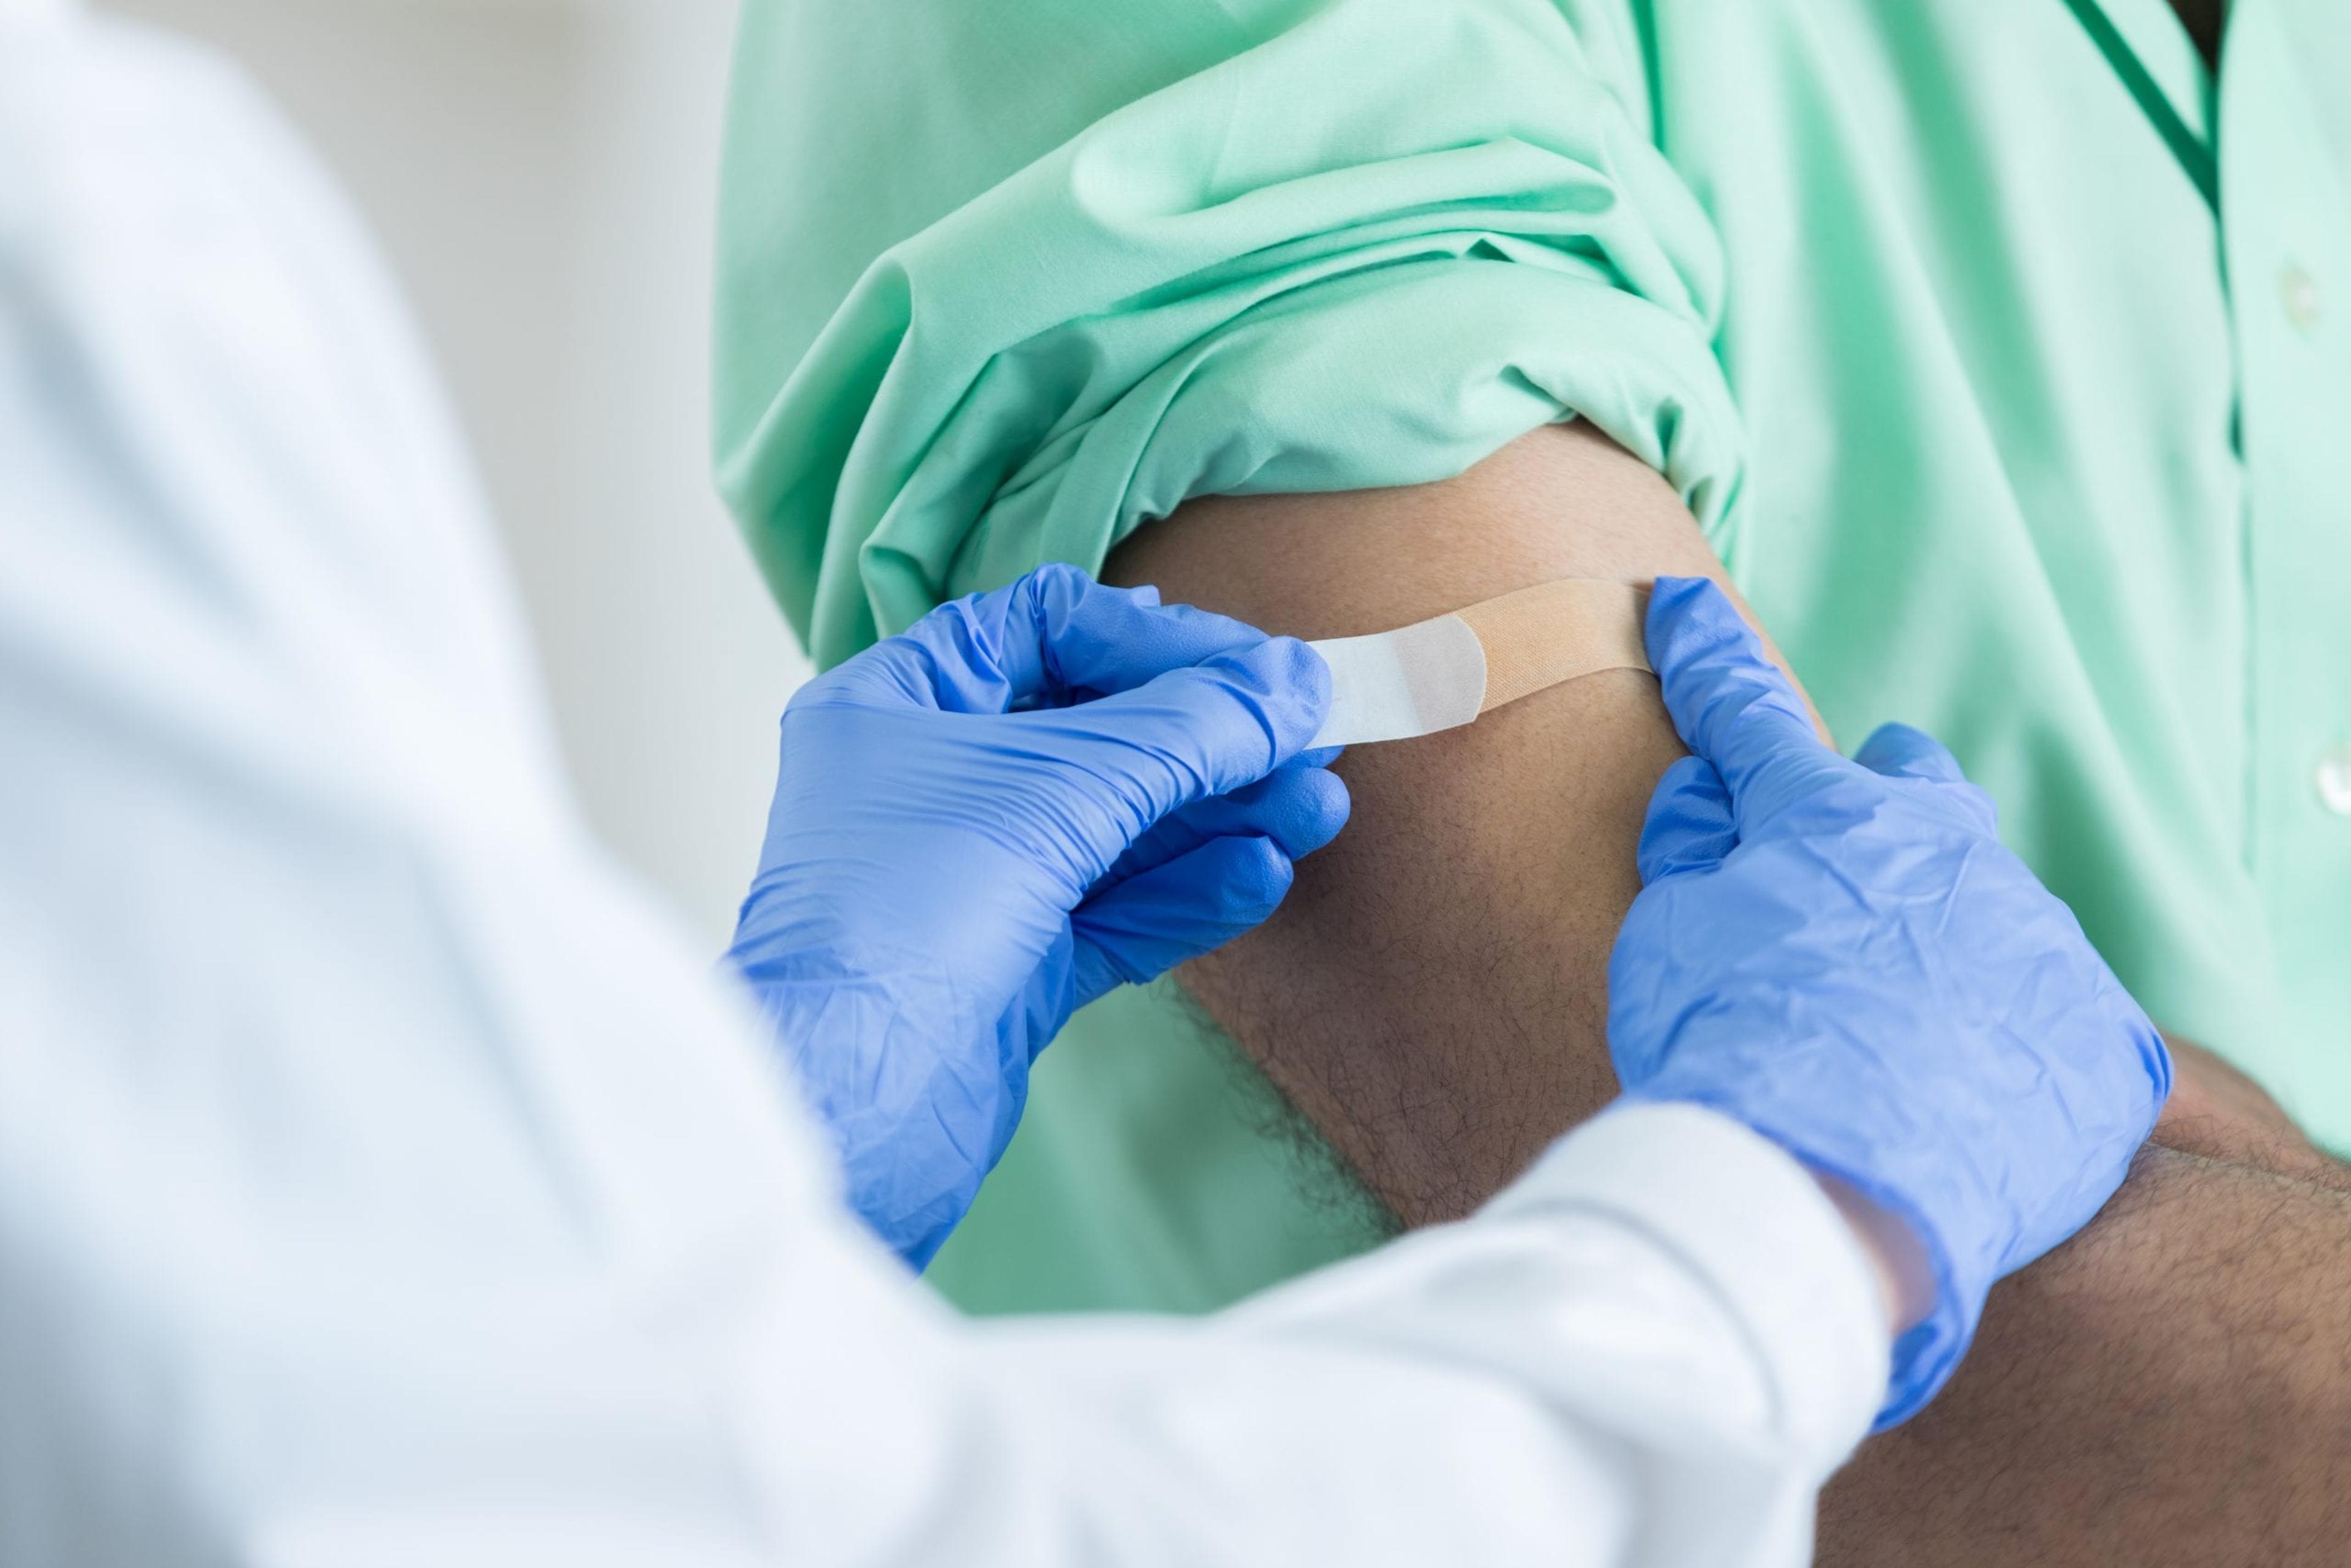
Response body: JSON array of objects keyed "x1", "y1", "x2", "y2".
[{"x1": 1103, "y1": 421, "x2": 1809, "y2": 1222}]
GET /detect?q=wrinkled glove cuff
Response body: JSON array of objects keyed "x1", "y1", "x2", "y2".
[
  {"x1": 1621, "y1": 1088, "x2": 1985, "y2": 1430},
  {"x1": 1794, "y1": 1153, "x2": 1981, "y2": 1430}
]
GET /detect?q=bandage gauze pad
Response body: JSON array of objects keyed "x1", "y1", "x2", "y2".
[{"x1": 1307, "y1": 579, "x2": 1652, "y2": 748}]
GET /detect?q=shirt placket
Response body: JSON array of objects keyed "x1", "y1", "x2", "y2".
[{"x1": 2219, "y1": 0, "x2": 2351, "y2": 1075}]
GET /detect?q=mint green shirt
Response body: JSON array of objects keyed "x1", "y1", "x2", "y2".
[{"x1": 714, "y1": 0, "x2": 2351, "y2": 1313}]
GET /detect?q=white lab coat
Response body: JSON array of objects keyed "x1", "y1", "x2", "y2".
[{"x1": 0, "y1": 7, "x2": 1891, "y2": 1564}]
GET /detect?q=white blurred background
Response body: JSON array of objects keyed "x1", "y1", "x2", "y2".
[{"x1": 101, "y1": 0, "x2": 809, "y2": 945}]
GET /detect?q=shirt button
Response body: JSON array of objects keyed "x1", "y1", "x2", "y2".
[
  {"x1": 2319, "y1": 746, "x2": 2351, "y2": 817},
  {"x1": 2281, "y1": 264, "x2": 2324, "y2": 334}
]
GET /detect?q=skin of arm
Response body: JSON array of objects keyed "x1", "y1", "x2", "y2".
[
  {"x1": 1105, "y1": 420, "x2": 2351, "y2": 1563},
  {"x1": 1107, "y1": 421, "x2": 1805, "y2": 1223}
]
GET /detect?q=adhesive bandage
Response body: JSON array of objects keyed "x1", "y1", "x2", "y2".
[{"x1": 1306, "y1": 579, "x2": 1652, "y2": 749}]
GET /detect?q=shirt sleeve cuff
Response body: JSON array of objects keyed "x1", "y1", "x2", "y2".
[{"x1": 1483, "y1": 1100, "x2": 1891, "y2": 1471}]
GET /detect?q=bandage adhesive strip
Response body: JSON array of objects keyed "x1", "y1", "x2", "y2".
[{"x1": 1305, "y1": 579, "x2": 1652, "y2": 749}]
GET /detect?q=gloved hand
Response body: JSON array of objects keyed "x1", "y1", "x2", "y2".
[
  {"x1": 729, "y1": 565, "x2": 1348, "y2": 1267},
  {"x1": 1611, "y1": 576, "x2": 2170, "y2": 1427}
]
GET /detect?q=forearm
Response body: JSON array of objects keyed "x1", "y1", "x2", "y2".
[{"x1": 1821, "y1": 1141, "x2": 2351, "y2": 1564}]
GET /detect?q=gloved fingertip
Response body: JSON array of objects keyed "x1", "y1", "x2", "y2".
[
  {"x1": 1853, "y1": 722, "x2": 1965, "y2": 784},
  {"x1": 1127, "y1": 582, "x2": 1163, "y2": 607},
  {"x1": 1011, "y1": 561, "x2": 1081, "y2": 643},
  {"x1": 1855, "y1": 724, "x2": 2003, "y2": 835},
  {"x1": 1205, "y1": 634, "x2": 1331, "y2": 768},
  {"x1": 1644, "y1": 576, "x2": 1776, "y2": 724},
  {"x1": 1646, "y1": 573, "x2": 1714, "y2": 620},
  {"x1": 1641, "y1": 575, "x2": 1723, "y2": 672},
  {"x1": 1644, "y1": 576, "x2": 1832, "y2": 817},
  {"x1": 1274, "y1": 636, "x2": 1333, "y2": 758},
  {"x1": 1027, "y1": 560, "x2": 1092, "y2": 595},
  {"x1": 1282, "y1": 763, "x2": 1352, "y2": 857},
  {"x1": 1296, "y1": 745, "x2": 1344, "y2": 770}
]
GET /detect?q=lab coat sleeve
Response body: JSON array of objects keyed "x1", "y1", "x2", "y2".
[
  {"x1": 0, "y1": 12, "x2": 1884, "y2": 1566},
  {"x1": 712, "y1": 0, "x2": 1745, "y2": 666},
  {"x1": 904, "y1": 1104, "x2": 1892, "y2": 1568}
]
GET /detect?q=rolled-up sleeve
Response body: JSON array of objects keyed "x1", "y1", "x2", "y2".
[{"x1": 714, "y1": 0, "x2": 1743, "y2": 666}]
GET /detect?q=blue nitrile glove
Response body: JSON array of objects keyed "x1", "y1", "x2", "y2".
[
  {"x1": 1610, "y1": 577, "x2": 2170, "y2": 1428},
  {"x1": 729, "y1": 565, "x2": 1348, "y2": 1267}
]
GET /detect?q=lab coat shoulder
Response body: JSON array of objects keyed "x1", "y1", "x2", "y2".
[{"x1": 0, "y1": 2, "x2": 565, "y2": 825}]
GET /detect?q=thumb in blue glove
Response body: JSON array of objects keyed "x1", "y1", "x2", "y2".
[
  {"x1": 730, "y1": 565, "x2": 1349, "y2": 1267},
  {"x1": 1610, "y1": 576, "x2": 2170, "y2": 1427}
]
